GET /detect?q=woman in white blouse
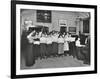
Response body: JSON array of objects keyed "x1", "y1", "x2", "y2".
[
  {"x1": 52, "y1": 33, "x2": 58, "y2": 57},
  {"x1": 40, "y1": 33, "x2": 47, "y2": 58},
  {"x1": 33, "y1": 32, "x2": 40, "y2": 60},
  {"x1": 68, "y1": 33, "x2": 76, "y2": 57},
  {"x1": 75, "y1": 37, "x2": 85, "y2": 60},
  {"x1": 23, "y1": 30, "x2": 35, "y2": 66},
  {"x1": 64, "y1": 33, "x2": 69, "y2": 56},
  {"x1": 46, "y1": 33, "x2": 53, "y2": 57}
]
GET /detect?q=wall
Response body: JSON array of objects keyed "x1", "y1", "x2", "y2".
[{"x1": 21, "y1": 9, "x2": 87, "y2": 35}]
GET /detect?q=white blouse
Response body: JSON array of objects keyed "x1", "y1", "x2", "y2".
[
  {"x1": 68, "y1": 37, "x2": 75, "y2": 42},
  {"x1": 76, "y1": 39, "x2": 85, "y2": 47},
  {"x1": 58, "y1": 37, "x2": 64, "y2": 43},
  {"x1": 64, "y1": 36, "x2": 69, "y2": 42},
  {"x1": 46, "y1": 37, "x2": 53, "y2": 44},
  {"x1": 40, "y1": 37, "x2": 46, "y2": 43},
  {"x1": 52, "y1": 35, "x2": 58, "y2": 42}
]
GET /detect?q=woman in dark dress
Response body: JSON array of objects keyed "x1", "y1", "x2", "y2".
[
  {"x1": 75, "y1": 37, "x2": 85, "y2": 60},
  {"x1": 21, "y1": 28, "x2": 35, "y2": 67},
  {"x1": 68, "y1": 33, "x2": 76, "y2": 57},
  {"x1": 51, "y1": 33, "x2": 58, "y2": 57},
  {"x1": 81, "y1": 36, "x2": 90, "y2": 64}
]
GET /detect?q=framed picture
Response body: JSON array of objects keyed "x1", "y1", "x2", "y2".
[
  {"x1": 59, "y1": 20, "x2": 67, "y2": 26},
  {"x1": 83, "y1": 18, "x2": 90, "y2": 33},
  {"x1": 69, "y1": 27, "x2": 76, "y2": 34},
  {"x1": 37, "y1": 10, "x2": 51, "y2": 23},
  {"x1": 11, "y1": 0, "x2": 97, "y2": 79}
]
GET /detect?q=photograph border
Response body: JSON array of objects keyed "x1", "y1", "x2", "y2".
[{"x1": 11, "y1": 0, "x2": 97, "y2": 78}]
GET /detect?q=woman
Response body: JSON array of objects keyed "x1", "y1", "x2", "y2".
[
  {"x1": 22, "y1": 29, "x2": 35, "y2": 67},
  {"x1": 58, "y1": 34, "x2": 64, "y2": 56},
  {"x1": 64, "y1": 33, "x2": 69, "y2": 56},
  {"x1": 51, "y1": 33, "x2": 58, "y2": 57},
  {"x1": 46, "y1": 33, "x2": 53, "y2": 57},
  {"x1": 68, "y1": 33, "x2": 73, "y2": 56},
  {"x1": 75, "y1": 37, "x2": 85, "y2": 60},
  {"x1": 33, "y1": 32, "x2": 40, "y2": 60},
  {"x1": 40, "y1": 33, "x2": 47, "y2": 59}
]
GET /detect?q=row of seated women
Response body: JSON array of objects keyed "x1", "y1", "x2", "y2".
[{"x1": 21, "y1": 29, "x2": 90, "y2": 67}]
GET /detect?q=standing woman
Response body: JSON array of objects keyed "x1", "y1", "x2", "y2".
[
  {"x1": 68, "y1": 33, "x2": 73, "y2": 56},
  {"x1": 40, "y1": 33, "x2": 47, "y2": 59},
  {"x1": 46, "y1": 33, "x2": 53, "y2": 57},
  {"x1": 33, "y1": 32, "x2": 40, "y2": 60},
  {"x1": 22, "y1": 28, "x2": 35, "y2": 67},
  {"x1": 51, "y1": 32, "x2": 58, "y2": 57},
  {"x1": 75, "y1": 37, "x2": 85, "y2": 60},
  {"x1": 58, "y1": 34, "x2": 64, "y2": 57},
  {"x1": 64, "y1": 33, "x2": 69, "y2": 56}
]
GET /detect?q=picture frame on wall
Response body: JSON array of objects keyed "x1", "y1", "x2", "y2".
[
  {"x1": 59, "y1": 19, "x2": 67, "y2": 26},
  {"x1": 37, "y1": 10, "x2": 52, "y2": 23},
  {"x1": 11, "y1": 0, "x2": 97, "y2": 79},
  {"x1": 69, "y1": 27, "x2": 76, "y2": 34}
]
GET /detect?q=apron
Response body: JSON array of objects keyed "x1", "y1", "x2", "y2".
[
  {"x1": 58, "y1": 37, "x2": 64, "y2": 54},
  {"x1": 58, "y1": 43, "x2": 64, "y2": 54},
  {"x1": 64, "y1": 41, "x2": 69, "y2": 51}
]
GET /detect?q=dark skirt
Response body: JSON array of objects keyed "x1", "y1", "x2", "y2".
[
  {"x1": 40, "y1": 43, "x2": 47, "y2": 57},
  {"x1": 69, "y1": 42, "x2": 76, "y2": 56},
  {"x1": 25, "y1": 44, "x2": 35, "y2": 66},
  {"x1": 21, "y1": 31, "x2": 29, "y2": 52},
  {"x1": 81, "y1": 47, "x2": 90, "y2": 64},
  {"x1": 47, "y1": 44, "x2": 52, "y2": 56},
  {"x1": 72, "y1": 42, "x2": 76, "y2": 58},
  {"x1": 52, "y1": 42, "x2": 58, "y2": 55},
  {"x1": 33, "y1": 44, "x2": 40, "y2": 59},
  {"x1": 76, "y1": 47, "x2": 85, "y2": 60}
]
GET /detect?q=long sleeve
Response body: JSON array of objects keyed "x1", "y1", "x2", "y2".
[
  {"x1": 27, "y1": 31, "x2": 35, "y2": 43},
  {"x1": 76, "y1": 40, "x2": 85, "y2": 47}
]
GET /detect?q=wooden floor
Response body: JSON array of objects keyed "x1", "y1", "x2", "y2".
[{"x1": 21, "y1": 54, "x2": 89, "y2": 69}]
